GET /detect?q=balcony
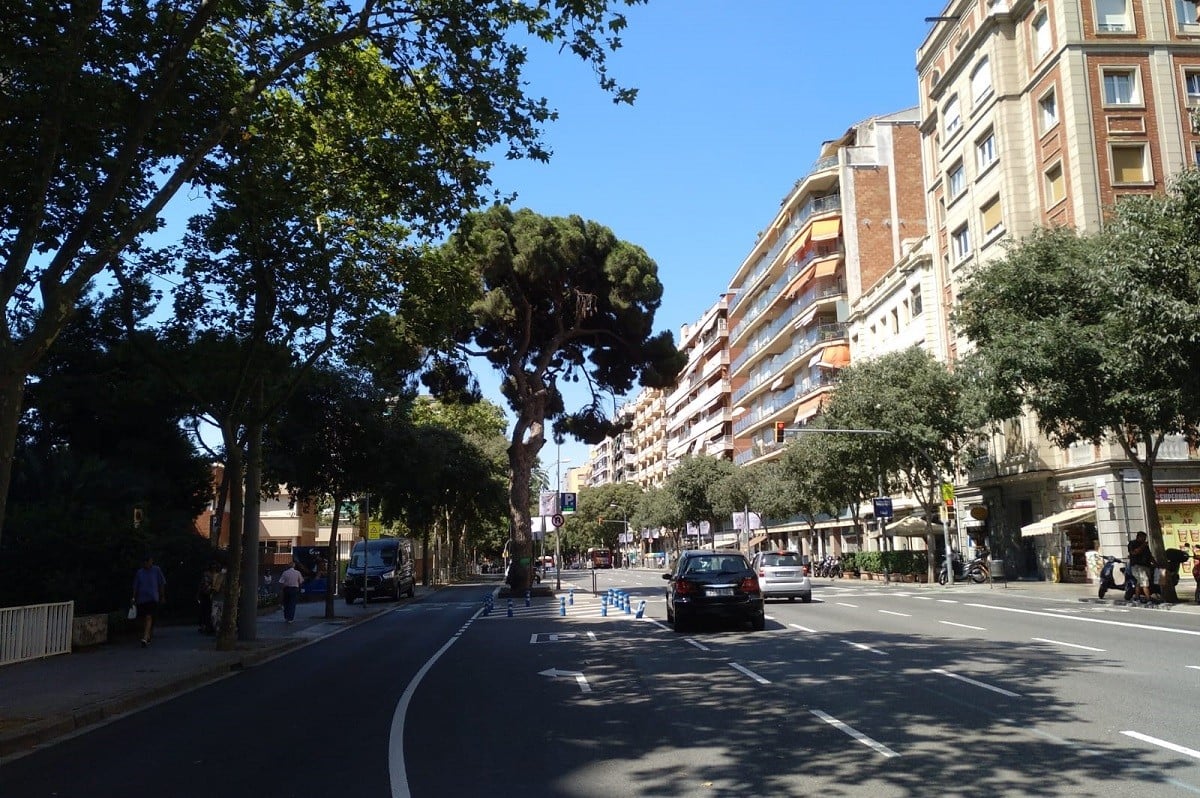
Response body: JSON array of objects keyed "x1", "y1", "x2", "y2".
[{"x1": 730, "y1": 245, "x2": 844, "y2": 345}]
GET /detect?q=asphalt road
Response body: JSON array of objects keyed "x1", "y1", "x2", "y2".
[{"x1": 3, "y1": 571, "x2": 1199, "y2": 797}]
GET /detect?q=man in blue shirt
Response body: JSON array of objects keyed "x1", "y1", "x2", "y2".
[{"x1": 132, "y1": 554, "x2": 167, "y2": 647}]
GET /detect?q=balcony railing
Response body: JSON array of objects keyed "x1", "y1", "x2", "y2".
[{"x1": 730, "y1": 245, "x2": 844, "y2": 344}]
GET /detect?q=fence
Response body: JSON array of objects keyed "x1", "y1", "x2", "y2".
[{"x1": 0, "y1": 601, "x2": 74, "y2": 667}]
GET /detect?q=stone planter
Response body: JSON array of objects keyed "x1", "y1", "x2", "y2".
[{"x1": 72, "y1": 613, "x2": 108, "y2": 648}]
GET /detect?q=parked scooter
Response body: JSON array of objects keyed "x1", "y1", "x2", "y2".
[
  {"x1": 938, "y1": 551, "x2": 988, "y2": 585},
  {"x1": 1097, "y1": 555, "x2": 1130, "y2": 599}
]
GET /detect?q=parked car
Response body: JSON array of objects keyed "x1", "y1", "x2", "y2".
[
  {"x1": 663, "y1": 550, "x2": 764, "y2": 632},
  {"x1": 343, "y1": 537, "x2": 416, "y2": 604},
  {"x1": 749, "y1": 550, "x2": 812, "y2": 603}
]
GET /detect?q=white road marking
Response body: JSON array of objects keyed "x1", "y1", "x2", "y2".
[
  {"x1": 843, "y1": 639, "x2": 887, "y2": 655},
  {"x1": 810, "y1": 710, "x2": 900, "y2": 758},
  {"x1": 730, "y1": 662, "x2": 771, "y2": 684},
  {"x1": 1186, "y1": 665, "x2": 1200, "y2": 671},
  {"x1": 967, "y1": 603, "x2": 1200, "y2": 637},
  {"x1": 1031, "y1": 637, "x2": 1105, "y2": 653},
  {"x1": 911, "y1": 596, "x2": 933, "y2": 601},
  {"x1": 644, "y1": 619, "x2": 671, "y2": 631},
  {"x1": 1122, "y1": 730, "x2": 1200, "y2": 762},
  {"x1": 879, "y1": 610, "x2": 911, "y2": 618},
  {"x1": 1023, "y1": 725, "x2": 1102, "y2": 757},
  {"x1": 837, "y1": 602, "x2": 859, "y2": 608},
  {"x1": 937, "y1": 599, "x2": 958, "y2": 604},
  {"x1": 931, "y1": 668, "x2": 1021, "y2": 698},
  {"x1": 684, "y1": 637, "x2": 711, "y2": 651},
  {"x1": 587, "y1": 631, "x2": 597, "y2": 641},
  {"x1": 940, "y1": 621, "x2": 987, "y2": 631},
  {"x1": 765, "y1": 615, "x2": 776, "y2": 620},
  {"x1": 790, "y1": 623, "x2": 819, "y2": 633}
]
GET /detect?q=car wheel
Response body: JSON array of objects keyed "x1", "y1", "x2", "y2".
[
  {"x1": 751, "y1": 613, "x2": 765, "y2": 631},
  {"x1": 666, "y1": 604, "x2": 674, "y2": 625},
  {"x1": 407, "y1": 583, "x2": 415, "y2": 599},
  {"x1": 787, "y1": 596, "x2": 796, "y2": 602},
  {"x1": 344, "y1": 592, "x2": 357, "y2": 605},
  {"x1": 673, "y1": 609, "x2": 689, "y2": 633},
  {"x1": 393, "y1": 581, "x2": 402, "y2": 602},
  {"x1": 800, "y1": 593, "x2": 812, "y2": 603}
]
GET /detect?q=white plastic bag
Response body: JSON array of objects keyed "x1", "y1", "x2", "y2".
[{"x1": 127, "y1": 602, "x2": 137, "y2": 621}]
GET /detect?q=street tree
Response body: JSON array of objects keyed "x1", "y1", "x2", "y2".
[
  {"x1": 776, "y1": 443, "x2": 842, "y2": 555},
  {"x1": 957, "y1": 170, "x2": 1200, "y2": 600},
  {"x1": 0, "y1": 0, "x2": 648, "y2": 546},
  {"x1": 444, "y1": 207, "x2": 683, "y2": 589},
  {"x1": 821, "y1": 347, "x2": 978, "y2": 583},
  {"x1": 665, "y1": 455, "x2": 735, "y2": 550},
  {"x1": 633, "y1": 486, "x2": 683, "y2": 558}
]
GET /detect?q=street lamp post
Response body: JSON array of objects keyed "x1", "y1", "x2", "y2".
[
  {"x1": 609, "y1": 503, "x2": 628, "y2": 568},
  {"x1": 554, "y1": 447, "x2": 570, "y2": 590}
]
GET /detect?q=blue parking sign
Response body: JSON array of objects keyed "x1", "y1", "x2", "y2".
[{"x1": 872, "y1": 497, "x2": 893, "y2": 519}]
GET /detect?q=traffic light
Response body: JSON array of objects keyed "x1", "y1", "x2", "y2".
[{"x1": 774, "y1": 422, "x2": 786, "y2": 443}]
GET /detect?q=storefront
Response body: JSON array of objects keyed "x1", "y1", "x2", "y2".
[
  {"x1": 1019, "y1": 504, "x2": 1098, "y2": 583},
  {"x1": 1154, "y1": 485, "x2": 1200, "y2": 582}
]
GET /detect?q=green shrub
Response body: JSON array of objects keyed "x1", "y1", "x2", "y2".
[{"x1": 852, "y1": 550, "x2": 928, "y2": 575}]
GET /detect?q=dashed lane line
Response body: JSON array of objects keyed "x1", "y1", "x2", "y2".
[
  {"x1": 790, "y1": 623, "x2": 819, "y2": 633},
  {"x1": 879, "y1": 610, "x2": 911, "y2": 618},
  {"x1": 1122, "y1": 730, "x2": 1200, "y2": 762},
  {"x1": 729, "y1": 662, "x2": 771, "y2": 684},
  {"x1": 843, "y1": 639, "x2": 887, "y2": 656},
  {"x1": 810, "y1": 710, "x2": 900, "y2": 758},
  {"x1": 940, "y1": 621, "x2": 987, "y2": 631},
  {"x1": 1030, "y1": 637, "x2": 1105, "y2": 653},
  {"x1": 966, "y1": 603, "x2": 1200, "y2": 637},
  {"x1": 931, "y1": 668, "x2": 1021, "y2": 698}
]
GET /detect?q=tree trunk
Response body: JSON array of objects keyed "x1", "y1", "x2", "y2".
[
  {"x1": 216, "y1": 424, "x2": 244, "y2": 651},
  {"x1": 1137, "y1": 460, "x2": 1178, "y2": 602},
  {"x1": 238, "y1": 416, "x2": 263, "y2": 641},
  {"x1": 0, "y1": 371, "x2": 26, "y2": 548},
  {"x1": 325, "y1": 494, "x2": 342, "y2": 619}
]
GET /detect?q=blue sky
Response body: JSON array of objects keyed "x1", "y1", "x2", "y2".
[{"x1": 480, "y1": 1, "x2": 941, "y2": 477}]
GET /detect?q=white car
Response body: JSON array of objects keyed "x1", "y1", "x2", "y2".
[{"x1": 749, "y1": 551, "x2": 812, "y2": 602}]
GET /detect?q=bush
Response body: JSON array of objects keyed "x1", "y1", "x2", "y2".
[{"x1": 853, "y1": 550, "x2": 928, "y2": 576}]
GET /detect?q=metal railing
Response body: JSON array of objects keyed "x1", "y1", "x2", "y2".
[{"x1": 1, "y1": 601, "x2": 74, "y2": 666}]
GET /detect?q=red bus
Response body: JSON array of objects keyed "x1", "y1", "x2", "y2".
[{"x1": 587, "y1": 547, "x2": 613, "y2": 569}]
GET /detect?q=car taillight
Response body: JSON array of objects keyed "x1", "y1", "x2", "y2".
[
  {"x1": 740, "y1": 576, "x2": 760, "y2": 594},
  {"x1": 758, "y1": 568, "x2": 766, "y2": 577},
  {"x1": 802, "y1": 565, "x2": 810, "y2": 576},
  {"x1": 674, "y1": 579, "x2": 696, "y2": 595}
]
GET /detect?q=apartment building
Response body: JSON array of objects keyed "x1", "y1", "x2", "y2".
[
  {"x1": 728, "y1": 109, "x2": 927, "y2": 469},
  {"x1": 665, "y1": 296, "x2": 733, "y2": 466},
  {"x1": 919, "y1": 0, "x2": 1200, "y2": 579},
  {"x1": 627, "y1": 388, "x2": 670, "y2": 487}
]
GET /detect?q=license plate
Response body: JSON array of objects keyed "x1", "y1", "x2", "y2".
[
  {"x1": 774, "y1": 570, "x2": 795, "y2": 577},
  {"x1": 706, "y1": 588, "x2": 733, "y2": 597}
]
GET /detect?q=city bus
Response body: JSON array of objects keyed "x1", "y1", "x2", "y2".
[{"x1": 586, "y1": 547, "x2": 613, "y2": 569}]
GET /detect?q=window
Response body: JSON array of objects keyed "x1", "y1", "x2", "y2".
[
  {"x1": 1102, "y1": 69, "x2": 1139, "y2": 105},
  {"x1": 1039, "y1": 89, "x2": 1058, "y2": 131},
  {"x1": 911, "y1": 287, "x2": 923, "y2": 317},
  {"x1": 1111, "y1": 143, "x2": 1150, "y2": 184},
  {"x1": 952, "y1": 224, "x2": 972, "y2": 262},
  {"x1": 971, "y1": 57, "x2": 993, "y2": 107},
  {"x1": 1186, "y1": 71, "x2": 1200, "y2": 105},
  {"x1": 948, "y1": 161, "x2": 966, "y2": 197},
  {"x1": 1194, "y1": 146, "x2": 1200, "y2": 167},
  {"x1": 1096, "y1": 0, "x2": 1130, "y2": 32},
  {"x1": 976, "y1": 129, "x2": 997, "y2": 170},
  {"x1": 980, "y1": 195, "x2": 1004, "y2": 237},
  {"x1": 944, "y1": 95, "x2": 961, "y2": 136},
  {"x1": 1176, "y1": 0, "x2": 1199, "y2": 27},
  {"x1": 890, "y1": 308, "x2": 900, "y2": 334},
  {"x1": 1033, "y1": 11, "x2": 1051, "y2": 59},
  {"x1": 1045, "y1": 162, "x2": 1065, "y2": 206}
]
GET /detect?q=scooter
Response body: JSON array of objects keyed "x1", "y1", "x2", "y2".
[
  {"x1": 938, "y1": 552, "x2": 988, "y2": 585},
  {"x1": 1097, "y1": 556, "x2": 1131, "y2": 599}
]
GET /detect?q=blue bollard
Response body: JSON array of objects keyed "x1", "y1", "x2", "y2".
[
  {"x1": 568, "y1": 588, "x2": 575, "y2": 606},
  {"x1": 636, "y1": 600, "x2": 646, "y2": 619},
  {"x1": 559, "y1": 597, "x2": 566, "y2": 616},
  {"x1": 525, "y1": 589, "x2": 531, "y2": 607},
  {"x1": 601, "y1": 596, "x2": 608, "y2": 617},
  {"x1": 625, "y1": 595, "x2": 632, "y2": 615},
  {"x1": 507, "y1": 598, "x2": 513, "y2": 618}
]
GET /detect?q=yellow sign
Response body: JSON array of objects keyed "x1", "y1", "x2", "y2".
[
  {"x1": 1158, "y1": 505, "x2": 1200, "y2": 578},
  {"x1": 941, "y1": 482, "x2": 955, "y2": 504}
]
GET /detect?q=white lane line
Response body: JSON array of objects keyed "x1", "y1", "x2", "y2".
[
  {"x1": 765, "y1": 615, "x2": 776, "y2": 621},
  {"x1": 1186, "y1": 665, "x2": 1200, "y2": 671},
  {"x1": 810, "y1": 710, "x2": 900, "y2": 758},
  {"x1": 1031, "y1": 637, "x2": 1105, "y2": 653},
  {"x1": 931, "y1": 668, "x2": 1021, "y2": 698},
  {"x1": 967, "y1": 603, "x2": 1200, "y2": 637},
  {"x1": 730, "y1": 662, "x2": 771, "y2": 684},
  {"x1": 837, "y1": 602, "x2": 859, "y2": 608},
  {"x1": 1021, "y1": 724, "x2": 1102, "y2": 757},
  {"x1": 940, "y1": 621, "x2": 987, "y2": 631},
  {"x1": 937, "y1": 599, "x2": 958, "y2": 604},
  {"x1": 1122, "y1": 730, "x2": 1200, "y2": 762},
  {"x1": 911, "y1": 596, "x2": 933, "y2": 601},
  {"x1": 684, "y1": 637, "x2": 711, "y2": 651},
  {"x1": 879, "y1": 610, "x2": 911, "y2": 618},
  {"x1": 389, "y1": 607, "x2": 483, "y2": 798},
  {"x1": 843, "y1": 639, "x2": 887, "y2": 656},
  {"x1": 587, "y1": 631, "x2": 597, "y2": 641},
  {"x1": 790, "y1": 623, "x2": 819, "y2": 633},
  {"x1": 643, "y1": 618, "x2": 671, "y2": 631}
]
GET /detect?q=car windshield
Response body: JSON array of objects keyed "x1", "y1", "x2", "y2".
[
  {"x1": 351, "y1": 548, "x2": 396, "y2": 568},
  {"x1": 761, "y1": 554, "x2": 801, "y2": 567}
]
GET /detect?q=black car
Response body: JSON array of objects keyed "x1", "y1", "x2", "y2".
[
  {"x1": 663, "y1": 550, "x2": 765, "y2": 632},
  {"x1": 343, "y1": 538, "x2": 416, "y2": 604}
]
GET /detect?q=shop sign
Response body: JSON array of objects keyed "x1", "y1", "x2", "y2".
[{"x1": 1154, "y1": 484, "x2": 1200, "y2": 504}]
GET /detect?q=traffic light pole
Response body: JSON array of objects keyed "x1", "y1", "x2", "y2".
[{"x1": 777, "y1": 426, "x2": 955, "y2": 585}]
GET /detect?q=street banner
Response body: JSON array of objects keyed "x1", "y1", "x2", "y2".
[{"x1": 539, "y1": 491, "x2": 558, "y2": 517}]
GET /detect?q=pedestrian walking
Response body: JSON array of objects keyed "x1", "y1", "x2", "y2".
[
  {"x1": 1127, "y1": 531, "x2": 1155, "y2": 602},
  {"x1": 278, "y1": 561, "x2": 303, "y2": 623},
  {"x1": 131, "y1": 554, "x2": 167, "y2": 647}
]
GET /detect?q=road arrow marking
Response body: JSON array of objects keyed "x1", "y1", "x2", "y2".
[{"x1": 539, "y1": 668, "x2": 591, "y2": 693}]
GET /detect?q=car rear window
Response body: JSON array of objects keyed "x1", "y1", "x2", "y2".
[
  {"x1": 683, "y1": 555, "x2": 749, "y2": 574},
  {"x1": 761, "y1": 553, "x2": 801, "y2": 567}
]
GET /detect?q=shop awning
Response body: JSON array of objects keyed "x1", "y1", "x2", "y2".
[
  {"x1": 817, "y1": 344, "x2": 850, "y2": 368},
  {"x1": 884, "y1": 514, "x2": 944, "y2": 538},
  {"x1": 811, "y1": 218, "x2": 841, "y2": 241},
  {"x1": 748, "y1": 534, "x2": 769, "y2": 548},
  {"x1": 814, "y1": 259, "x2": 840, "y2": 279},
  {"x1": 1020, "y1": 507, "x2": 1096, "y2": 538}
]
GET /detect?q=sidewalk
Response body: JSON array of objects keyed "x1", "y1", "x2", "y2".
[{"x1": 0, "y1": 588, "x2": 437, "y2": 761}]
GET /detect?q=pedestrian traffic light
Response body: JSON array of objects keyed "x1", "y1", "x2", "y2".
[{"x1": 774, "y1": 422, "x2": 786, "y2": 443}]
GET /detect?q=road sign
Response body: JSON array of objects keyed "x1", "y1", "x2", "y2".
[
  {"x1": 559, "y1": 492, "x2": 577, "y2": 514},
  {"x1": 872, "y1": 497, "x2": 893, "y2": 519},
  {"x1": 551, "y1": 513, "x2": 565, "y2": 528}
]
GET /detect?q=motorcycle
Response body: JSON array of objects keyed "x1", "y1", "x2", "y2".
[
  {"x1": 938, "y1": 551, "x2": 989, "y2": 585},
  {"x1": 1097, "y1": 555, "x2": 1131, "y2": 599}
]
